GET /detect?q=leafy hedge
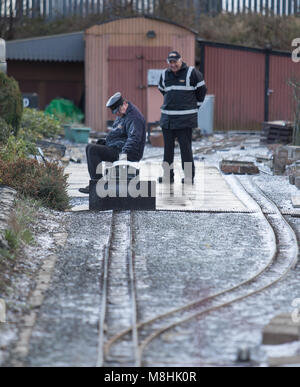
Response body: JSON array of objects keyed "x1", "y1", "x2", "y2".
[
  {"x1": 0, "y1": 134, "x2": 38, "y2": 162},
  {"x1": 0, "y1": 158, "x2": 70, "y2": 211},
  {"x1": 0, "y1": 72, "x2": 23, "y2": 135},
  {"x1": 0, "y1": 116, "x2": 12, "y2": 145},
  {"x1": 0, "y1": 75, "x2": 70, "y2": 212},
  {"x1": 21, "y1": 108, "x2": 63, "y2": 141}
]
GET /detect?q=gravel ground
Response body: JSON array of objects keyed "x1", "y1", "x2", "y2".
[
  {"x1": 0, "y1": 205, "x2": 65, "y2": 366},
  {"x1": 132, "y1": 210, "x2": 300, "y2": 367},
  {"x1": 23, "y1": 212, "x2": 112, "y2": 367},
  {"x1": 2, "y1": 134, "x2": 300, "y2": 367}
]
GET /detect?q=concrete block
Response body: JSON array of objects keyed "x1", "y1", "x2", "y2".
[
  {"x1": 289, "y1": 175, "x2": 296, "y2": 185},
  {"x1": 262, "y1": 313, "x2": 300, "y2": 345},
  {"x1": 291, "y1": 196, "x2": 300, "y2": 208},
  {"x1": 89, "y1": 179, "x2": 156, "y2": 211},
  {"x1": 286, "y1": 146, "x2": 300, "y2": 162},
  {"x1": 256, "y1": 154, "x2": 273, "y2": 169},
  {"x1": 220, "y1": 160, "x2": 259, "y2": 175},
  {"x1": 273, "y1": 146, "x2": 288, "y2": 175}
]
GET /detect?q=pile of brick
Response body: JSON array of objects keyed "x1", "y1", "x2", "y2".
[
  {"x1": 220, "y1": 160, "x2": 259, "y2": 175},
  {"x1": 272, "y1": 146, "x2": 300, "y2": 188},
  {"x1": 261, "y1": 121, "x2": 293, "y2": 145}
]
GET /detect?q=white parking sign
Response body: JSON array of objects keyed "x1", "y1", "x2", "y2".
[
  {"x1": 0, "y1": 299, "x2": 5, "y2": 323},
  {"x1": 23, "y1": 98, "x2": 30, "y2": 108}
]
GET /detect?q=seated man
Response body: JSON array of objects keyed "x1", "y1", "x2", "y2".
[{"x1": 79, "y1": 92, "x2": 146, "y2": 194}]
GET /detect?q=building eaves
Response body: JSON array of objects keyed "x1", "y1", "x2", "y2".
[{"x1": 6, "y1": 31, "x2": 84, "y2": 62}]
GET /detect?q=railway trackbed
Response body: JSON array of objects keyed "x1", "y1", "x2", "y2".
[{"x1": 96, "y1": 176, "x2": 299, "y2": 367}]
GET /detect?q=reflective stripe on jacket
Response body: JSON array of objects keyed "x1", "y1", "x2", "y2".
[{"x1": 158, "y1": 62, "x2": 207, "y2": 130}]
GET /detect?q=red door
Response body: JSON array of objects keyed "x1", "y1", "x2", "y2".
[
  {"x1": 268, "y1": 55, "x2": 300, "y2": 122},
  {"x1": 108, "y1": 46, "x2": 170, "y2": 121}
]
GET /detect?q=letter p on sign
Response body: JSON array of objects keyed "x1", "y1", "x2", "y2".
[{"x1": 0, "y1": 299, "x2": 5, "y2": 323}]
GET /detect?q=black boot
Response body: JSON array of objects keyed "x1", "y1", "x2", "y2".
[
  {"x1": 79, "y1": 186, "x2": 90, "y2": 194},
  {"x1": 158, "y1": 175, "x2": 175, "y2": 184},
  {"x1": 181, "y1": 177, "x2": 194, "y2": 185}
]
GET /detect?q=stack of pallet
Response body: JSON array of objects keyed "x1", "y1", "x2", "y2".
[{"x1": 260, "y1": 121, "x2": 293, "y2": 144}]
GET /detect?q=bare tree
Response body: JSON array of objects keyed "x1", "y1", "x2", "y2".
[
  {"x1": 288, "y1": 79, "x2": 300, "y2": 146},
  {"x1": 0, "y1": 0, "x2": 25, "y2": 39},
  {"x1": 154, "y1": 0, "x2": 196, "y2": 27},
  {"x1": 15, "y1": 0, "x2": 24, "y2": 19}
]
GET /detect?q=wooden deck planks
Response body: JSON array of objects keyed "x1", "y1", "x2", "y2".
[{"x1": 66, "y1": 161, "x2": 250, "y2": 212}]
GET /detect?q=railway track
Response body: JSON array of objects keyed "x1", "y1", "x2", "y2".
[
  {"x1": 97, "y1": 211, "x2": 139, "y2": 367},
  {"x1": 97, "y1": 176, "x2": 299, "y2": 367}
]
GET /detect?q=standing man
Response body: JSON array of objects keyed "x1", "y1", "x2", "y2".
[
  {"x1": 79, "y1": 92, "x2": 146, "y2": 194},
  {"x1": 158, "y1": 51, "x2": 207, "y2": 184}
]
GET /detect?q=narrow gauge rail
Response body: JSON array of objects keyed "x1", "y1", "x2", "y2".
[
  {"x1": 102, "y1": 176, "x2": 298, "y2": 367},
  {"x1": 96, "y1": 211, "x2": 140, "y2": 367}
]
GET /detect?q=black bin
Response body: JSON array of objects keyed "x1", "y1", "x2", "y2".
[{"x1": 23, "y1": 93, "x2": 39, "y2": 109}]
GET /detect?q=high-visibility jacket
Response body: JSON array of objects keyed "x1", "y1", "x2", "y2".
[{"x1": 158, "y1": 62, "x2": 207, "y2": 130}]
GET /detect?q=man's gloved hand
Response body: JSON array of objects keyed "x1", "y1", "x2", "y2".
[
  {"x1": 119, "y1": 153, "x2": 127, "y2": 161},
  {"x1": 96, "y1": 139, "x2": 106, "y2": 145}
]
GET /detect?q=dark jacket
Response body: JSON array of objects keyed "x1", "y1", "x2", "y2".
[
  {"x1": 158, "y1": 62, "x2": 207, "y2": 130},
  {"x1": 106, "y1": 102, "x2": 146, "y2": 161}
]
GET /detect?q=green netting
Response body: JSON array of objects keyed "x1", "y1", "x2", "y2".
[{"x1": 45, "y1": 98, "x2": 84, "y2": 124}]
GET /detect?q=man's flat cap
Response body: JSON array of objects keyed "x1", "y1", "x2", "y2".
[
  {"x1": 167, "y1": 51, "x2": 181, "y2": 62},
  {"x1": 106, "y1": 92, "x2": 124, "y2": 114}
]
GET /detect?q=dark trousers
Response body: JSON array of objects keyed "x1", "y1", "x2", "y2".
[
  {"x1": 162, "y1": 128, "x2": 195, "y2": 179},
  {"x1": 86, "y1": 144, "x2": 119, "y2": 179}
]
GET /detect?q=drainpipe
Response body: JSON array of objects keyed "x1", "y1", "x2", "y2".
[
  {"x1": 0, "y1": 39, "x2": 7, "y2": 74},
  {"x1": 198, "y1": 39, "x2": 205, "y2": 78},
  {"x1": 264, "y1": 44, "x2": 272, "y2": 122}
]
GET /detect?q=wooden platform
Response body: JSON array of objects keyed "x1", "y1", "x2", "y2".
[
  {"x1": 263, "y1": 313, "x2": 300, "y2": 345},
  {"x1": 65, "y1": 161, "x2": 250, "y2": 213}
]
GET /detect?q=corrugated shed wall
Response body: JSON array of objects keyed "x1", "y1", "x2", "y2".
[
  {"x1": 85, "y1": 33, "x2": 109, "y2": 132},
  {"x1": 85, "y1": 17, "x2": 195, "y2": 132},
  {"x1": 202, "y1": 42, "x2": 300, "y2": 132},
  {"x1": 7, "y1": 60, "x2": 84, "y2": 110},
  {"x1": 204, "y1": 46, "x2": 265, "y2": 131},
  {"x1": 269, "y1": 55, "x2": 300, "y2": 122}
]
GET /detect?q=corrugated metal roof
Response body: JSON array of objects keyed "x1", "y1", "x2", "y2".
[{"x1": 6, "y1": 32, "x2": 84, "y2": 62}]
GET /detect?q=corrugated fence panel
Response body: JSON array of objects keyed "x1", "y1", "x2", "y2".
[
  {"x1": 1, "y1": 0, "x2": 299, "y2": 19},
  {"x1": 269, "y1": 54, "x2": 300, "y2": 122},
  {"x1": 204, "y1": 46, "x2": 265, "y2": 131}
]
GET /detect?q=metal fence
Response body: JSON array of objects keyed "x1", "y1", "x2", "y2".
[{"x1": 0, "y1": 0, "x2": 299, "y2": 19}]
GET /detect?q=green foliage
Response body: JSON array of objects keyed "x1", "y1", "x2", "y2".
[
  {"x1": 4, "y1": 204, "x2": 34, "y2": 251},
  {"x1": 0, "y1": 108, "x2": 63, "y2": 162},
  {"x1": 0, "y1": 198, "x2": 38, "y2": 267},
  {"x1": 0, "y1": 158, "x2": 70, "y2": 211},
  {"x1": 4, "y1": 229, "x2": 20, "y2": 251},
  {"x1": 0, "y1": 116, "x2": 12, "y2": 145},
  {"x1": 21, "y1": 108, "x2": 63, "y2": 141},
  {"x1": 0, "y1": 135, "x2": 36, "y2": 162},
  {"x1": 0, "y1": 72, "x2": 23, "y2": 135},
  {"x1": 196, "y1": 13, "x2": 300, "y2": 51},
  {"x1": 288, "y1": 79, "x2": 300, "y2": 146}
]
